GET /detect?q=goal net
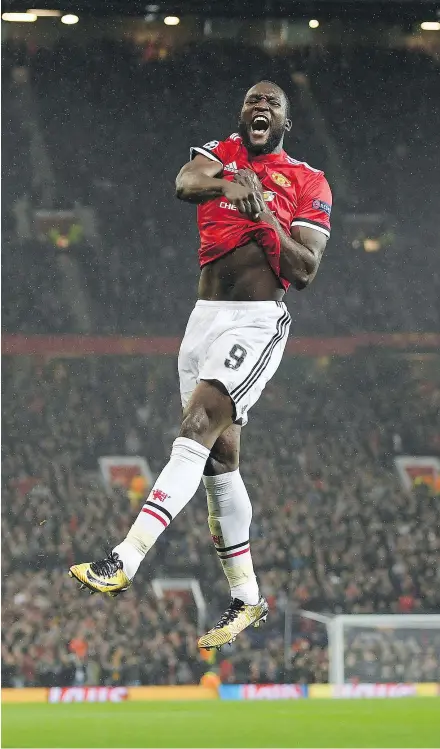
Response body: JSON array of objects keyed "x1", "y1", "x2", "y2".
[
  {"x1": 300, "y1": 612, "x2": 440, "y2": 684},
  {"x1": 152, "y1": 577, "x2": 207, "y2": 634}
]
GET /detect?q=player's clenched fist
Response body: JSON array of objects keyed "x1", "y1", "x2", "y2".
[
  {"x1": 234, "y1": 168, "x2": 263, "y2": 195},
  {"x1": 222, "y1": 179, "x2": 264, "y2": 221},
  {"x1": 232, "y1": 168, "x2": 266, "y2": 220}
]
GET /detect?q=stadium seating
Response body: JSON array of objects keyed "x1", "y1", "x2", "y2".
[
  {"x1": 2, "y1": 351, "x2": 439, "y2": 686},
  {"x1": 2, "y1": 65, "x2": 31, "y2": 234},
  {"x1": 2, "y1": 241, "x2": 74, "y2": 333},
  {"x1": 301, "y1": 46, "x2": 439, "y2": 222},
  {"x1": 2, "y1": 40, "x2": 439, "y2": 335},
  {"x1": 2, "y1": 37, "x2": 439, "y2": 689}
]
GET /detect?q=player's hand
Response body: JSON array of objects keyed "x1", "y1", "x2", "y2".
[
  {"x1": 256, "y1": 206, "x2": 279, "y2": 227},
  {"x1": 222, "y1": 180, "x2": 263, "y2": 221},
  {"x1": 233, "y1": 169, "x2": 265, "y2": 220},
  {"x1": 233, "y1": 171, "x2": 279, "y2": 226},
  {"x1": 234, "y1": 168, "x2": 264, "y2": 194}
]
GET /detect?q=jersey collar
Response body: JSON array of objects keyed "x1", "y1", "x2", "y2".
[{"x1": 247, "y1": 149, "x2": 286, "y2": 164}]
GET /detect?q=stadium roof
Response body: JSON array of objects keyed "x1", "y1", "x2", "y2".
[{"x1": 2, "y1": 0, "x2": 440, "y2": 19}]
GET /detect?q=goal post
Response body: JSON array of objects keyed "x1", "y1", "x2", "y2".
[
  {"x1": 298, "y1": 611, "x2": 440, "y2": 685},
  {"x1": 152, "y1": 578, "x2": 207, "y2": 634}
]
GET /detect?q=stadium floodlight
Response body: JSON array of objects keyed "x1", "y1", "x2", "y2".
[
  {"x1": 420, "y1": 21, "x2": 440, "y2": 31},
  {"x1": 2, "y1": 12, "x2": 37, "y2": 21},
  {"x1": 27, "y1": 8, "x2": 62, "y2": 15},
  {"x1": 164, "y1": 15, "x2": 180, "y2": 25},
  {"x1": 309, "y1": 19, "x2": 320, "y2": 28},
  {"x1": 61, "y1": 13, "x2": 79, "y2": 24},
  {"x1": 363, "y1": 238, "x2": 381, "y2": 252}
]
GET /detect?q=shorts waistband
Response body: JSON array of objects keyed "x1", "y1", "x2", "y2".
[{"x1": 195, "y1": 300, "x2": 287, "y2": 311}]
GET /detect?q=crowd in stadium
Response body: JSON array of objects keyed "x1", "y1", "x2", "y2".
[
  {"x1": 2, "y1": 40, "x2": 439, "y2": 336},
  {"x1": 2, "y1": 32, "x2": 440, "y2": 689},
  {"x1": 2, "y1": 351, "x2": 439, "y2": 687},
  {"x1": 345, "y1": 629, "x2": 440, "y2": 684},
  {"x1": 295, "y1": 45, "x2": 439, "y2": 220},
  {"x1": 2, "y1": 240, "x2": 74, "y2": 334}
]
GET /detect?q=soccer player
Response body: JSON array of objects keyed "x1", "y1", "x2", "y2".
[{"x1": 69, "y1": 81, "x2": 332, "y2": 649}]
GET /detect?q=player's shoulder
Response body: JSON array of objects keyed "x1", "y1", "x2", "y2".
[
  {"x1": 216, "y1": 133, "x2": 243, "y2": 151},
  {"x1": 214, "y1": 133, "x2": 243, "y2": 166},
  {"x1": 226, "y1": 132, "x2": 241, "y2": 143},
  {"x1": 282, "y1": 153, "x2": 326, "y2": 180},
  {"x1": 191, "y1": 133, "x2": 241, "y2": 164},
  {"x1": 203, "y1": 133, "x2": 241, "y2": 149},
  {"x1": 221, "y1": 132, "x2": 243, "y2": 157}
]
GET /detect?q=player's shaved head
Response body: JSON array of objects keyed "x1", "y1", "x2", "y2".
[{"x1": 247, "y1": 81, "x2": 291, "y2": 118}]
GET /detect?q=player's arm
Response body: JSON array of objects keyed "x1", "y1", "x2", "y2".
[
  {"x1": 283, "y1": 223, "x2": 327, "y2": 289},
  {"x1": 234, "y1": 168, "x2": 330, "y2": 289},
  {"x1": 175, "y1": 155, "x2": 261, "y2": 217},
  {"x1": 175, "y1": 154, "x2": 224, "y2": 203},
  {"x1": 260, "y1": 211, "x2": 327, "y2": 289}
]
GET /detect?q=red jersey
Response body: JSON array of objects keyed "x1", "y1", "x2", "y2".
[{"x1": 190, "y1": 133, "x2": 332, "y2": 291}]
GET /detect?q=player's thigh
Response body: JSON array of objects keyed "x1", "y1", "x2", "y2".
[
  {"x1": 204, "y1": 424, "x2": 242, "y2": 475},
  {"x1": 236, "y1": 326, "x2": 289, "y2": 418},
  {"x1": 200, "y1": 305, "x2": 291, "y2": 424},
  {"x1": 179, "y1": 307, "x2": 237, "y2": 441},
  {"x1": 180, "y1": 379, "x2": 235, "y2": 444},
  {"x1": 178, "y1": 306, "x2": 206, "y2": 413}
]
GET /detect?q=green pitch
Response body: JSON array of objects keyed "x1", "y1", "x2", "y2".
[{"x1": 2, "y1": 699, "x2": 439, "y2": 748}]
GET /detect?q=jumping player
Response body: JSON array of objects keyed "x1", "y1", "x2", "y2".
[{"x1": 69, "y1": 81, "x2": 332, "y2": 649}]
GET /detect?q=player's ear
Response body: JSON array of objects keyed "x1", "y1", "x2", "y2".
[{"x1": 285, "y1": 119, "x2": 292, "y2": 133}]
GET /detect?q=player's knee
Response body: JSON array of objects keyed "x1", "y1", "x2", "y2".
[
  {"x1": 180, "y1": 403, "x2": 228, "y2": 444},
  {"x1": 204, "y1": 445, "x2": 239, "y2": 475},
  {"x1": 180, "y1": 382, "x2": 233, "y2": 445},
  {"x1": 180, "y1": 404, "x2": 211, "y2": 442}
]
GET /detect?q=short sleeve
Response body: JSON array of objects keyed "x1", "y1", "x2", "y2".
[
  {"x1": 190, "y1": 139, "x2": 229, "y2": 165},
  {"x1": 291, "y1": 173, "x2": 332, "y2": 238}
]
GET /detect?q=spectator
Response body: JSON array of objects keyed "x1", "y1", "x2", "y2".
[{"x1": 2, "y1": 351, "x2": 439, "y2": 686}]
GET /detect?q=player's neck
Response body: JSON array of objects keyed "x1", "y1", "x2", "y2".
[
  {"x1": 269, "y1": 142, "x2": 284, "y2": 155},
  {"x1": 248, "y1": 141, "x2": 284, "y2": 158}
]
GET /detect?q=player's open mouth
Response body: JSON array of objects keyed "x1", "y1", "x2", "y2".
[{"x1": 250, "y1": 115, "x2": 270, "y2": 136}]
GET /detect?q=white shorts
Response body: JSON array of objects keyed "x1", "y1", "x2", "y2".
[{"x1": 178, "y1": 300, "x2": 291, "y2": 425}]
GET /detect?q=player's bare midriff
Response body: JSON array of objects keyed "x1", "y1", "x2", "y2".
[{"x1": 198, "y1": 240, "x2": 285, "y2": 302}]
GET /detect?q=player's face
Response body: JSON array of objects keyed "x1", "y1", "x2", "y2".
[{"x1": 238, "y1": 84, "x2": 291, "y2": 155}]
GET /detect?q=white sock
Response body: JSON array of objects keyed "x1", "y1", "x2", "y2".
[
  {"x1": 203, "y1": 469, "x2": 259, "y2": 605},
  {"x1": 114, "y1": 437, "x2": 210, "y2": 579}
]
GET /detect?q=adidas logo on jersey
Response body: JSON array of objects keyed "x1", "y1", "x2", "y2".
[{"x1": 224, "y1": 161, "x2": 238, "y2": 173}]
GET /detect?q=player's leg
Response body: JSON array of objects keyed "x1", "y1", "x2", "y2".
[
  {"x1": 69, "y1": 301, "x2": 290, "y2": 599},
  {"x1": 195, "y1": 301, "x2": 291, "y2": 646},
  {"x1": 204, "y1": 425, "x2": 259, "y2": 604},
  {"x1": 198, "y1": 425, "x2": 268, "y2": 648},
  {"x1": 69, "y1": 380, "x2": 235, "y2": 595}
]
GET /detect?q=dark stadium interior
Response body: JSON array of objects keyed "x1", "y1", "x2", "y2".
[
  {"x1": 2, "y1": 4, "x2": 440, "y2": 693},
  {"x1": 3, "y1": 40, "x2": 439, "y2": 336}
]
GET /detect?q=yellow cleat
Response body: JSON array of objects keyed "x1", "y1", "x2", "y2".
[
  {"x1": 198, "y1": 596, "x2": 268, "y2": 650},
  {"x1": 69, "y1": 552, "x2": 131, "y2": 597}
]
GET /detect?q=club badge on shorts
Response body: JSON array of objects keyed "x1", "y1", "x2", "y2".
[{"x1": 271, "y1": 172, "x2": 291, "y2": 187}]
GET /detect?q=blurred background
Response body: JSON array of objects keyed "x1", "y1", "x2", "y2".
[{"x1": 2, "y1": 0, "x2": 440, "y2": 691}]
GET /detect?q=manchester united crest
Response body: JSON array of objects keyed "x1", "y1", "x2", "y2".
[{"x1": 271, "y1": 172, "x2": 291, "y2": 187}]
